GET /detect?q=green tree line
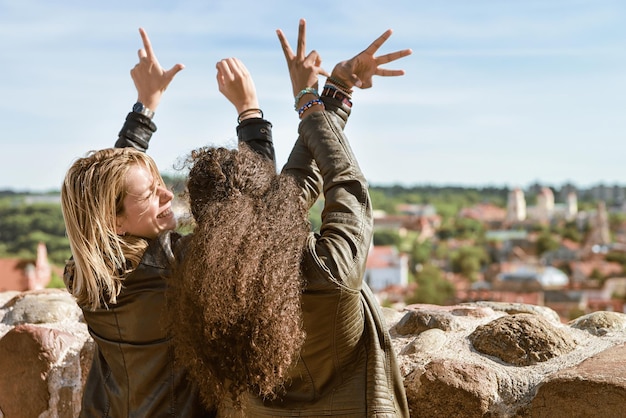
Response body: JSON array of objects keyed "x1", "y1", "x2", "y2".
[
  {"x1": 0, "y1": 197, "x2": 69, "y2": 265},
  {"x1": 2, "y1": 181, "x2": 624, "y2": 303}
]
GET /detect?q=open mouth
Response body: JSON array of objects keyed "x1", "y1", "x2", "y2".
[{"x1": 157, "y1": 208, "x2": 173, "y2": 219}]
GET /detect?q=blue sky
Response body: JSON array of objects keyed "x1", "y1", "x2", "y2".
[{"x1": 2, "y1": 0, "x2": 626, "y2": 192}]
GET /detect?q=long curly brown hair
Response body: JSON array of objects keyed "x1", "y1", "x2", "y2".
[{"x1": 167, "y1": 145, "x2": 309, "y2": 410}]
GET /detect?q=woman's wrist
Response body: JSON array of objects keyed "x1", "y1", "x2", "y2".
[
  {"x1": 295, "y1": 92, "x2": 319, "y2": 110},
  {"x1": 293, "y1": 86, "x2": 323, "y2": 119},
  {"x1": 237, "y1": 108, "x2": 263, "y2": 123},
  {"x1": 299, "y1": 105, "x2": 324, "y2": 120},
  {"x1": 297, "y1": 98, "x2": 324, "y2": 119},
  {"x1": 327, "y1": 75, "x2": 353, "y2": 91},
  {"x1": 321, "y1": 82, "x2": 353, "y2": 108},
  {"x1": 136, "y1": 93, "x2": 160, "y2": 112},
  {"x1": 293, "y1": 87, "x2": 318, "y2": 109}
]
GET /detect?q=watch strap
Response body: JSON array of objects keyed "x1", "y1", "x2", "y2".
[{"x1": 132, "y1": 102, "x2": 155, "y2": 119}]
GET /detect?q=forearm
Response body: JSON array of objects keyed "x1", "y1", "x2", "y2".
[
  {"x1": 298, "y1": 111, "x2": 373, "y2": 288},
  {"x1": 282, "y1": 136, "x2": 322, "y2": 209},
  {"x1": 282, "y1": 93, "x2": 353, "y2": 208}
]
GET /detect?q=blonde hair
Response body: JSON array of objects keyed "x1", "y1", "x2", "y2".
[{"x1": 61, "y1": 148, "x2": 163, "y2": 310}]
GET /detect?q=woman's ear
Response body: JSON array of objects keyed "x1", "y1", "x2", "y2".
[{"x1": 116, "y1": 216, "x2": 126, "y2": 236}]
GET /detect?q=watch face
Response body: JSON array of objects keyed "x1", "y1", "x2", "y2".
[{"x1": 132, "y1": 102, "x2": 154, "y2": 118}]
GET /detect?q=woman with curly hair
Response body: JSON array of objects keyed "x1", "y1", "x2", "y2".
[
  {"x1": 169, "y1": 144, "x2": 309, "y2": 407},
  {"x1": 169, "y1": 19, "x2": 412, "y2": 417}
]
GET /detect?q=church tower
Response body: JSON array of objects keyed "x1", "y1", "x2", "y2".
[{"x1": 506, "y1": 188, "x2": 526, "y2": 222}]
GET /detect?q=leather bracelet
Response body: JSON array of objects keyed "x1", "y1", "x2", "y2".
[
  {"x1": 322, "y1": 85, "x2": 353, "y2": 108},
  {"x1": 327, "y1": 76, "x2": 351, "y2": 91}
]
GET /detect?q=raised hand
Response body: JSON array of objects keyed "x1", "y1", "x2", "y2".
[
  {"x1": 215, "y1": 57, "x2": 259, "y2": 116},
  {"x1": 276, "y1": 19, "x2": 330, "y2": 98},
  {"x1": 331, "y1": 30, "x2": 412, "y2": 89},
  {"x1": 130, "y1": 27, "x2": 185, "y2": 112}
]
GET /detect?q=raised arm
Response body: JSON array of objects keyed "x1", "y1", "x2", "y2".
[
  {"x1": 216, "y1": 57, "x2": 275, "y2": 162},
  {"x1": 275, "y1": 19, "x2": 327, "y2": 207},
  {"x1": 280, "y1": 20, "x2": 411, "y2": 288},
  {"x1": 298, "y1": 107, "x2": 370, "y2": 290},
  {"x1": 116, "y1": 27, "x2": 184, "y2": 150}
]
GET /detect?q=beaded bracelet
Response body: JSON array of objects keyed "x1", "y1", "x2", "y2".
[
  {"x1": 322, "y1": 85, "x2": 353, "y2": 108},
  {"x1": 297, "y1": 98, "x2": 324, "y2": 117},
  {"x1": 294, "y1": 87, "x2": 319, "y2": 110},
  {"x1": 237, "y1": 108, "x2": 263, "y2": 124}
]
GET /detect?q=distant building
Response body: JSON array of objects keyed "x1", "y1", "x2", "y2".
[
  {"x1": 0, "y1": 242, "x2": 51, "y2": 291},
  {"x1": 485, "y1": 230, "x2": 530, "y2": 263},
  {"x1": 550, "y1": 192, "x2": 579, "y2": 222},
  {"x1": 541, "y1": 239, "x2": 581, "y2": 265},
  {"x1": 582, "y1": 201, "x2": 611, "y2": 256},
  {"x1": 395, "y1": 203, "x2": 437, "y2": 217},
  {"x1": 566, "y1": 192, "x2": 578, "y2": 221},
  {"x1": 570, "y1": 258, "x2": 622, "y2": 286},
  {"x1": 365, "y1": 245, "x2": 409, "y2": 292},
  {"x1": 506, "y1": 188, "x2": 526, "y2": 222},
  {"x1": 373, "y1": 211, "x2": 441, "y2": 240},
  {"x1": 589, "y1": 184, "x2": 625, "y2": 205},
  {"x1": 493, "y1": 262, "x2": 569, "y2": 292},
  {"x1": 458, "y1": 203, "x2": 506, "y2": 226},
  {"x1": 485, "y1": 230, "x2": 529, "y2": 241},
  {"x1": 535, "y1": 187, "x2": 555, "y2": 223}
]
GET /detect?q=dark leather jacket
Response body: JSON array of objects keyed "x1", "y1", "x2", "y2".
[
  {"x1": 67, "y1": 112, "x2": 274, "y2": 417},
  {"x1": 218, "y1": 102, "x2": 410, "y2": 417}
]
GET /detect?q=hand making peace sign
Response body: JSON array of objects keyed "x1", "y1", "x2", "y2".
[{"x1": 130, "y1": 27, "x2": 185, "y2": 112}]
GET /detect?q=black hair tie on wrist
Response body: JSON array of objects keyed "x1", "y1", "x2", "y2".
[{"x1": 237, "y1": 108, "x2": 263, "y2": 124}]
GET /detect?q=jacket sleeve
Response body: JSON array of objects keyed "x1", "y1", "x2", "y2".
[
  {"x1": 115, "y1": 112, "x2": 157, "y2": 151},
  {"x1": 236, "y1": 117, "x2": 275, "y2": 163},
  {"x1": 115, "y1": 112, "x2": 276, "y2": 166},
  {"x1": 297, "y1": 109, "x2": 372, "y2": 291},
  {"x1": 282, "y1": 96, "x2": 352, "y2": 210}
]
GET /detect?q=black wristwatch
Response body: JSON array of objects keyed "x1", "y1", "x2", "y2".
[{"x1": 132, "y1": 102, "x2": 155, "y2": 119}]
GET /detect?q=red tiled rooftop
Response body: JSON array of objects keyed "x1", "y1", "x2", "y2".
[{"x1": 0, "y1": 258, "x2": 32, "y2": 292}]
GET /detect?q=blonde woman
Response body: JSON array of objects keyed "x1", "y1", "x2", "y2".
[{"x1": 61, "y1": 28, "x2": 273, "y2": 417}]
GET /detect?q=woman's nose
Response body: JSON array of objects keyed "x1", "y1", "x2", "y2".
[{"x1": 159, "y1": 187, "x2": 174, "y2": 202}]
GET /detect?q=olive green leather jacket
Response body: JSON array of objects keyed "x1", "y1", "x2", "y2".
[{"x1": 218, "y1": 104, "x2": 410, "y2": 417}]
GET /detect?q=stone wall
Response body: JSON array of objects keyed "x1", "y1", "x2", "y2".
[
  {"x1": 0, "y1": 290, "x2": 92, "y2": 418},
  {"x1": 1, "y1": 289, "x2": 626, "y2": 417},
  {"x1": 388, "y1": 302, "x2": 626, "y2": 417}
]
